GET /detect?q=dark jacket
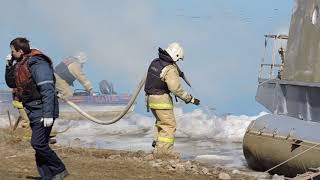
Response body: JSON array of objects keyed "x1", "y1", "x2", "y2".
[
  {"x1": 5, "y1": 56, "x2": 59, "y2": 121},
  {"x1": 144, "y1": 48, "x2": 173, "y2": 95}
]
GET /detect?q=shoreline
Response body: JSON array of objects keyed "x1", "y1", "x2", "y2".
[{"x1": 0, "y1": 128, "x2": 268, "y2": 179}]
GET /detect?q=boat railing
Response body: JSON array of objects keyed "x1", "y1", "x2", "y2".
[
  {"x1": 258, "y1": 34, "x2": 288, "y2": 80},
  {"x1": 259, "y1": 63, "x2": 284, "y2": 80}
]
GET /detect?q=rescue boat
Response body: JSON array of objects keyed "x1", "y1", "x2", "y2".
[{"x1": 0, "y1": 80, "x2": 134, "y2": 120}]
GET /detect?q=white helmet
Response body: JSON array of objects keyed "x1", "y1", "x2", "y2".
[
  {"x1": 165, "y1": 42, "x2": 184, "y2": 62},
  {"x1": 74, "y1": 52, "x2": 87, "y2": 64}
]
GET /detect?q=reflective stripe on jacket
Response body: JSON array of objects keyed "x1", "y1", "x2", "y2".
[
  {"x1": 146, "y1": 64, "x2": 192, "y2": 110},
  {"x1": 145, "y1": 48, "x2": 192, "y2": 110},
  {"x1": 147, "y1": 93, "x2": 173, "y2": 110}
]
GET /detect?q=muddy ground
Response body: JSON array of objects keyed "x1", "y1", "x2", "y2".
[{"x1": 0, "y1": 128, "x2": 261, "y2": 180}]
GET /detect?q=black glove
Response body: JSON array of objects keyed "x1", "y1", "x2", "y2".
[{"x1": 191, "y1": 97, "x2": 200, "y2": 106}]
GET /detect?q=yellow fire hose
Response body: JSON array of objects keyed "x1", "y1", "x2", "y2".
[{"x1": 58, "y1": 75, "x2": 146, "y2": 125}]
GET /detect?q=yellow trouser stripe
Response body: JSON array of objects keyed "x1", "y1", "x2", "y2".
[
  {"x1": 12, "y1": 100, "x2": 23, "y2": 109},
  {"x1": 158, "y1": 136, "x2": 174, "y2": 144},
  {"x1": 149, "y1": 103, "x2": 173, "y2": 109}
]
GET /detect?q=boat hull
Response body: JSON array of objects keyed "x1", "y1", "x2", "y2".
[{"x1": 243, "y1": 114, "x2": 320, "y2": 177}]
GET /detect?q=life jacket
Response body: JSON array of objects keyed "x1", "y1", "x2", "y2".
[
  {"x1": 54, "y1": 57, "x2": 77, "y2": 86},
  {"x1": 14, "y1": 49, "x2": 54, "y2": 103},
  {"x1": 144, "y1": 58, "x2": 172, "y2": 95}
]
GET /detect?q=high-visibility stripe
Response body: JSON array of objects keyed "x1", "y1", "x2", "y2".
[
  {"x1": 149, "y1": 103, "x2": 173, "y2": 109},
  {"x1": 158, "y1": 136, "x2": 174, "y2": 144},
  {"x1": 12, "y1": 100, "x2": 23, "y2": 109},
  {"x1": 37, "y1": 80, "x2": 54, "y2": 86}
]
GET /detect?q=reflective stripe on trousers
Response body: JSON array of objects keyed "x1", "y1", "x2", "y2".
[
  {"x1": 158, "y1": 136, "x2": 174, "y2": 144},
  {"x1": 149, "y1": 103, "x2": 173, "y2": 109}
]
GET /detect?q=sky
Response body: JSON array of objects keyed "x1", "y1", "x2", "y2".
[{"x1": 0, "y1": 0, "x2": 294, "y2": 116}]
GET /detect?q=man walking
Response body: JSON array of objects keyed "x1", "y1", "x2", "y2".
[{"x1": 5, "y1": 37, "x2": 68, "y2": 179}]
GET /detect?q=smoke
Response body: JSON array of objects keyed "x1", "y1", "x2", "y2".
[
  {"x1": 29, "y1": 1, "x2": 158, "y2": 87},
  {"x1": 0, "y1": 1, "x2": 293, "y2": 115}
]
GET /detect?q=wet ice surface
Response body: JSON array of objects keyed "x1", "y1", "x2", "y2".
[{"x1": 179, "y1": 139, "x2": 245, "y2": 168}]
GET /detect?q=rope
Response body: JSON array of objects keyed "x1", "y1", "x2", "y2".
[{"x1": 265, "y1": 143, "x2": 320, "y2": 173}]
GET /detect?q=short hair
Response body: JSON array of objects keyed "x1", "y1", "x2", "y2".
[{"x1": 10, "y1": 37, "x2": 31, "y2": 54}]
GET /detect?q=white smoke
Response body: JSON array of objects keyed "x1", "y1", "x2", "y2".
[{"x1": 0, "y1": 1, "x2": 293, "y2": 115}]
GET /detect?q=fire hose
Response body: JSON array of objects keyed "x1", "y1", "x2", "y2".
[{"x1": 58, "y1": 74, "x2": 146, "y2": 125}]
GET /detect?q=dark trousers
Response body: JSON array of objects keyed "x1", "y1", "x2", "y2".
[{"x1": 30, "y1": 120, "x2": 65, "y2": 179}]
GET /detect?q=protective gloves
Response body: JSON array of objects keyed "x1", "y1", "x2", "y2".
[
  {"x1": 41, "y1": 117, "x2": 54, "y2": 127},
  {"x1": 5, "y1": 53, "x2": 13, "y2": 66},
  {"x1": 191, "y1": 97, "x2": 200, "y2": 106}
]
